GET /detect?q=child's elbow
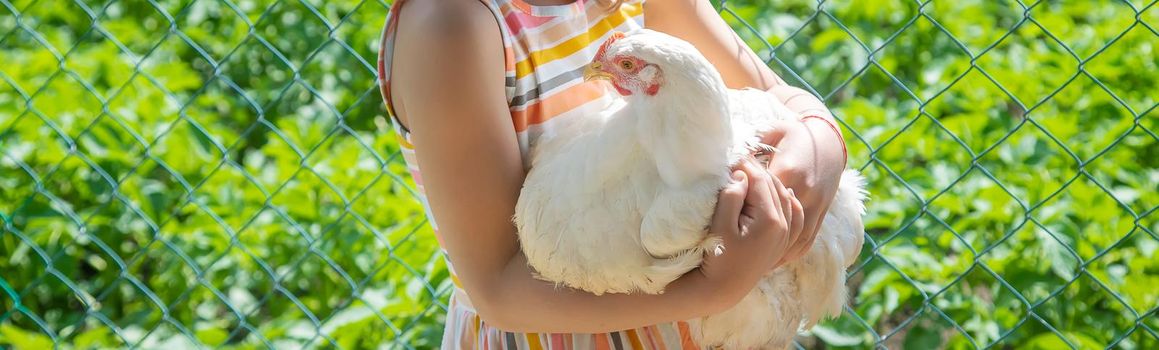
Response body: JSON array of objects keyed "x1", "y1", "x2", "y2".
[{"x1": 460, "y1": 284, "x2": 529, "y2": 332}]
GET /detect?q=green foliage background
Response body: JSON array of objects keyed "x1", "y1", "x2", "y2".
[{"x1": 0, "y1": 0, "x2": 1155, "y2": 349}]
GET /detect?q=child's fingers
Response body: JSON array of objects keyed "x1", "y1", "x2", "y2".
[
  {"x1": 780, "y1": 190, "x2": 814, "y2": 265},
  {"x1": 739, "y1": 158, "x2": 779, "y2": 217},
  {"x1": 764, "y1": 170, "x2": 795, "y2": 233},
  {"x1": 711, "y1": 170, "x2": 748, "y2": 236}
]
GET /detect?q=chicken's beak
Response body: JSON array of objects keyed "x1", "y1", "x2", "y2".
[{"x1": 583, "y1": 62, "x2": 612, "y2": 81}]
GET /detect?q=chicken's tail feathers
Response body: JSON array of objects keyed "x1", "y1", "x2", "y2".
[
  {"x1": 793, "y1": 233, "x2": 848, "y2": 329},
  {"x1": 836, "y1": 168, "x2": 869, "y2": 215},
  {"x1": 800, "y1": 260, "x2": 848, "y2": 328},
  {"x1": 798, "y1": 169, "x2": 868, "y2": 327},
  {"x1": 830, "y1": 169, "x2": 869, "y2": 267}
]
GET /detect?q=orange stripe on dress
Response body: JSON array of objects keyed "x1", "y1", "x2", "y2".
[
  {"x1": 394, "y1": 132, "x2": 415, "y2": 149},
  {"x1": 505, "y1": 46, "x2": 516, "y2": 72},
  {"x1": 509, "y1": 0, "x2": 532, "y2": 14},
  {"x1": 527, "y1": 333, "x2": 545, "y2": 350},
  {"x1": 626, "y1": 329, "x2": 644, "y2": 350},
  {"x1": 677, "y1": 322, "x2": 699, "y2": 349},
  {"x1": 510, "y1": 83, "x2": 605, "y2": 132},
  {"x1": 594, "y1": 333, "x2": 612, "y2": 350}
]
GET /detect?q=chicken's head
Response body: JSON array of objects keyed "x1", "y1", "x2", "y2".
[{"x1": 584, "y1": 29, "x2": 718, "y2": 97}]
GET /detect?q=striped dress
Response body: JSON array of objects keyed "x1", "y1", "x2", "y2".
[{"x1": 378, "y1": 0, "x2": 706, "y2": 348}]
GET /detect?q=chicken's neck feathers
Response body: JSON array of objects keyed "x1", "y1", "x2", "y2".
[{"x1": 628, "y1": 69, "x2": 733, "y2": 187}]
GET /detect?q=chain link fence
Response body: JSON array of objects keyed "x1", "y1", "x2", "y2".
[{"x1": 0, "y1": 0, "x2": 1155, "y2": 349}]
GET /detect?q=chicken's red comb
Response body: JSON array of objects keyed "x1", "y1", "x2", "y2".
[{"x1": 594, "y1": 32, "x2": 626, "y2": 61}]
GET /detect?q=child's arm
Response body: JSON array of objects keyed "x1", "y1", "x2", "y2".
[
  {"x1": 644, "y1": 0, "x2": 784, "y2": 91},
  {"x1": 388, "y1": 0, "x2": 803, "y2": 333}
]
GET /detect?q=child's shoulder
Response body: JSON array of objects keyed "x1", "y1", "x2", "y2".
[{"x1": 393, "y1": 0, "x2": 499, "y2": 40}]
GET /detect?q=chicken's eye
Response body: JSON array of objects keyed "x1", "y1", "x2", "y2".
[{"x1": 619, "y1": 59, "x2": 635, "y2": 70}]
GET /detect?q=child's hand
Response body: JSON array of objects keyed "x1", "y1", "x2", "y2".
[{"x1": 697, "y1": 157, "x2": 805, "y2": 309}]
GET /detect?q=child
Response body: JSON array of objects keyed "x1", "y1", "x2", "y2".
[{"x1": 378, "y1": 0, "x2": 847, "y2": 348}]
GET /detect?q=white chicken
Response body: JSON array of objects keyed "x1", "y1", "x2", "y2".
[{"x1": 514, "y1": 29, "x2": 867, "y2": 349}]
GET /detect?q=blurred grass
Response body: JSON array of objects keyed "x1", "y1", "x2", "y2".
[{"x1": 0, "y1": 0, "x2": 1156, "y2": 349}]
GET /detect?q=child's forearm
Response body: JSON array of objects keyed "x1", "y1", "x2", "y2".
[
  {"x1": 467, "y1": 253, "x2": 730, "y2": 334},
  {"x1": 768, "y1": 84, "x2": 838, "y2": 125}
]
